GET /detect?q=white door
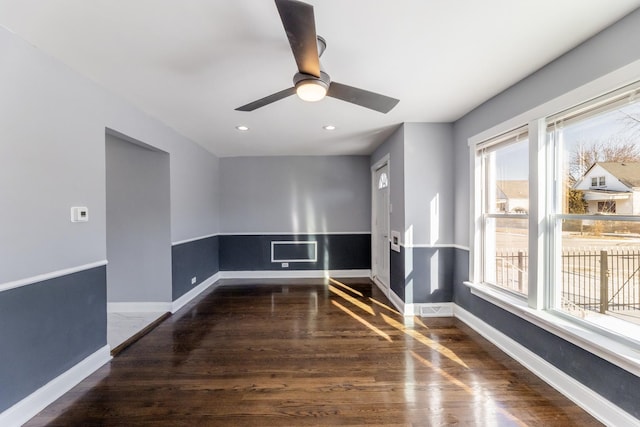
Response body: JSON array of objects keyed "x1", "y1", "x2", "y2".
[{"x1": 373, "y1": 164, "x2": 390, "y2": 288}]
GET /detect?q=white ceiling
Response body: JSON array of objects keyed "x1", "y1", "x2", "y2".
[{"x1": 1, "y1": 1, "x2": 639, "y2": 157}]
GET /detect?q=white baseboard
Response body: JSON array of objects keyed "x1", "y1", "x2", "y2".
[
  {"x1": 107, "y1": 301, "x2": 172, "y2": 313},
  {"x1": 171, "y1": 272, "x2": 221, "y2": 313},
  {"x1": 0, "y1": 345, "x2": 111, "y2": 427},
  {"x1": 387, "y1": 289, "x2": 406, "y2": 314},
  {"x1": 454, "y1": 306, "x2": 640, "y2": 427},
  {"x1": 218, "y1": 269, "x2": 371, "y2": 280}
]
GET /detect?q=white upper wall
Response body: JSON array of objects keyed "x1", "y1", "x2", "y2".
[
  {"x1": 404, "y1": 123, "x2": 454, "y2": 246},
  {"x1": 0, "y1": 25, "x2": 220, "y2": 284},
  {"x1": 371, "y1": 123, "x2": 454, "y2": 247},
  {"x1": 219, "y1": 156, "x2": 371, "y2": 234}
]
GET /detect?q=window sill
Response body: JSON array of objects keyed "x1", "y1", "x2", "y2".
[{"x1": 463, "y1": 281, "x2": 640, "y2": 377}]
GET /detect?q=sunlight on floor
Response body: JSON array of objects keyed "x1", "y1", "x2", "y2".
[
  {"x1": 411, "y1": 351, "x2": 526, "y2": 426},
  {"x1": 328, "y1": 277, "x2": 364, "y2": 297},
  {"x1": 380, "y1": 312, "x2": 468, "y2": 369},
  {"x1": 327, "y1": 277, "x2": 528, "y2": 425},
  {"x1": 328, "y1": 285, "x2": 375, "y2": 315},
  {"x1": 331, "y1": 300, "x2": 392, "y2": 342},
  {"x1": 328, "y1": 278, "x2": 467, "y2": 368}
]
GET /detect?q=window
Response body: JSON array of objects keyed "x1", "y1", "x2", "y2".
[
  {"x1": 590, "y1": 176, "x2": 606, "y2": 187},
  {"x1": 597, "y1": 201, "x2": 616, "y2": 213},
  {"x1": 549, "y1": 82, "x2": 640, "y2": 341},
  {"x1": 477, "y1": 128, "x2": 529, "y2": 296},
  {"x1": 378, "y1": 172, "x2": 388, "y2": 189},
  {"x1": 473, "y1": 80, "x2": 640, "y2": 350}
]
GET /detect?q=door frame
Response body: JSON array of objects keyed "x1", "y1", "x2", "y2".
[{"x1": 371, "y1": 155, "x2": 390, "y2": 293}]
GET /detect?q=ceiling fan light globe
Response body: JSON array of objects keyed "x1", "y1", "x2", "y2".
[{"x1": 295, "y1": 80, "x2": 328, "y2": 102}]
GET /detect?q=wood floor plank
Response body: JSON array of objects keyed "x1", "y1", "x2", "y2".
[{"x1": 24, "y1": 279, "x2": 603, "y2": 426}]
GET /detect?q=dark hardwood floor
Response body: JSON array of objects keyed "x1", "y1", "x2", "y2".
[{"x1": 26, "y1": 278, "x2": 602, "y2": 426}]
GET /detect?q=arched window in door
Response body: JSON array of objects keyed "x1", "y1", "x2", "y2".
[{"x1": 378, "y1": 172, "x2": 388, "y2": 189}]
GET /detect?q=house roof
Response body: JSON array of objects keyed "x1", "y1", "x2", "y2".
[
  {"x1": 496, "y1": 180, "x2": 528, "y2": 199},
  {"x1": 595, "y1": 162, "x2": 640, "y2": 188}
]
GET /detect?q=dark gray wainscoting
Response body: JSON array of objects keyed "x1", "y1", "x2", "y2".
[
  {"x1": 0, "y1": 266, "x2": 106, "y2": 412},
  {"x1": 219, "y1": 234, "x2": 371, "y2": 271},
  {"x1": 452, "y1": 247, "x2": 640, "y2": 419},
  {"x1": 390, "y1": 246, "x2": 405, "y2": 300},
  {"x1": 171, "y1": 236, "x2": 219, "y2": 300},
  {"x1": 389, "y1": 246, "x2": 455, "y2": 304}
]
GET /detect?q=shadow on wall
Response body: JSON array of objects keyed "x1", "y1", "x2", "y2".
[{"x1": 398, "y1": 246, "x2": 454, "y2": 305}]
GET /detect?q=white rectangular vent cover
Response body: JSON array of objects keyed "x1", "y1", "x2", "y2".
[
  {"x1": 419, "y1": 304, "x2": 454, "y2": 317},
  {"x1": 271, "y1": 241, "x2": 317, "y2": 263}
]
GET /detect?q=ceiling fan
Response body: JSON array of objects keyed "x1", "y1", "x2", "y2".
[{"x1": 235, "y1": 0, "x2": 399, "y2": 114}]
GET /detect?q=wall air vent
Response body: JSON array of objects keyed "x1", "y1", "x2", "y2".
[
  {"x1": 271, "y1": 241, "x2": 317, "y2": 263},
  {"x1": 419, "y1": 304, "x2": 454, "y2": 317}
]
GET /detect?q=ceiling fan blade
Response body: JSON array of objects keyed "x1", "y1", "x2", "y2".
[
  {"x1": 235, "y1": 87, "x2": 296, "y2": 112},
  {"x1": 327, "y1": 82, "x2": 399, "y2": 114},
  {"x1": 275, "y1": 0, "x2": 320, "y2": 77}
]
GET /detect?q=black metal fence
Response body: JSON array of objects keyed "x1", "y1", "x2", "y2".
[{"x1": 495, "y1": 249, "x2": 640, "y2": 315}]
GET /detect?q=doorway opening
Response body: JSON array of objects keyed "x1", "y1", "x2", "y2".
[{"x1": 105, "y1": 130, "x2": 172, "y2": 353}]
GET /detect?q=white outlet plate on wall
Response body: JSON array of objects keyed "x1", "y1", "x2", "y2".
[
  {"x1": 70, "y1": 207, "x2": 88, "y2": 222},
  {"x1": 391, "y1": 230, "x2": 401, "y2": 252}
]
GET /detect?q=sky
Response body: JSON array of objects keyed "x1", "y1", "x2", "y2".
[
  {"x1": 495, "y1": 139, "x2": 528, "y2": 181},
  {"x1": 494, "y1": 99, "x2": 640, "y2": 181}
]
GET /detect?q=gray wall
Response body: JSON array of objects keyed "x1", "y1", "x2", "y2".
[
  {"x1": 453, "y1": 8, "x2": 640, "y2": 248},
  {"x1": 372, "y1": 123, "x2": 455, "y2": 304},
  {"x1": 0, "y1": 266, "x2": 106, "y2": 413},
  {"x1": 169, "y1": 139, "x2": 220, "y2": 243},
  {"x1": 371, "y1": 125, "x2": 405, "y2": 238},
  {"x1": 452, "y1": 7, "x2": 640, "y2": 419},
  {"x1": 106, "y1": 134, "x2": 172, "y2": 303},
  {"x1": 0, "y1": 22, "x2": 219, "y2": 413},
  {"x1": 219, "y1": 156, "x2": 371, "y2": 234},
  {"x1": 0, "y1": 29, "x2": 107, "y2": 284},
  {"x1": 0, "y1": 26, "x2": 220, "y2": 285},
  {"x1": 404, "y1": 123, "x2": 454, "y2": 246}
]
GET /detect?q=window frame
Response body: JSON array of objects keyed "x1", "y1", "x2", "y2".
[
  {"x1": 546, "y1": 83, "x2": 640, "y2": 346},
  {"x1": 476, "y1": 127, "x2": 530, "y2": 297},
  {"x1": 467, "y1": 67, "x2": 640, "y2": 377}
]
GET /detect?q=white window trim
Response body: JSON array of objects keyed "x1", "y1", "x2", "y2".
[{"x1": 468, "y1": 58, "x2": 640, "y2": 377}]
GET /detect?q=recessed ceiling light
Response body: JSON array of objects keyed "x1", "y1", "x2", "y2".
[
  {"x1": 323, "y1": 125, "x2": 336, "y2": 131},
  {"x1": 235, "y1": 125, "x2": 249, "y2": 131}
]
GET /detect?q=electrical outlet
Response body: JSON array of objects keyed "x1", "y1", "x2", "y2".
[
  {"x1": 191, "y1": 277, "x2": 197, "y2": 284},
  {"x1": 281, "y1": 262, "x2": 289, "y2": 268}
]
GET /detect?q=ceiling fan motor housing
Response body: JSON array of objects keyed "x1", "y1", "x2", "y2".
[{"x1": 293, "y1": 70, "x2": 331, "y2": 90}]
